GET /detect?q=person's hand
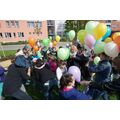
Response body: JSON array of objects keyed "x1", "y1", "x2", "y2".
[
  {"x1": 80, "y1": 80, "x2": 91, "y2": 86},
  {"x1": 27, "y1": 67, "x2": 31, "y2": 76}
]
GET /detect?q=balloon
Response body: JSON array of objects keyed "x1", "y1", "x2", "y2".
[
  {"x1": 37, "y1": 51, "x2": 42, "y2": 58},
  {"x1": 68, "y1": 30, "x2": 76, "y2": 41},
  {"x1": 112, "y1": 32, "x2": 120, "y2": 40},
  {"x1": 85, "y1": 21, "x2": 99, "y2": 34},
  {"x1": 36, "y1": 41, "x2": 41, "y2": 47},
  {"x1": 93, "y1": 23, "x2": 107, "y2": 40},
  {"x1": 28, "y1": 37, "x2": 35, "y2": 47},
  {"x1": 104, "y1": 41, "x2": 119, "y2": 58},
  {"x1": 102, "y1": 27, "x2": 111, "y2": 41},
  {"x1": 42, "y1": 38, "x2": 50, "y2": 46},
  {"x1": 68, "y1": 66, "x2": 81, "y2": 82},
  {"x1": 33, "y1": 45, "x2": 39, "y2": 52},
  {"x1": 94, "y1": 42, "x2": 106, "y2": 54},
  {"x1": 57, "y1": 48, "x2": 70, "y2": 60},
  {"x1": 113, "y1": 36, "x2": 120, "y2": 46},
  {"x1": 94, "y1": 56, "x2": 101, "y2": 65},
  {"x1": 49, "y1": 36, "x2": 52, "y2": 40},
  {"x1": 104, "y1": 37, "x2": 112, "y2": 43},
  {"x1": 53, "y1": 41, "x2": 57, "y2": 47},
  {"x1": 77, "y1": 30, "x2": 87, "y2": 44},
  {"x1": 55, "y1": 35, "x2": 60, "y2": 42},
  {"x1": 49, "y1": 42, "x2": 53, "y2": 48},
  {"x1": 84, "y1": 34, "x2": 96, "y2": 49}
]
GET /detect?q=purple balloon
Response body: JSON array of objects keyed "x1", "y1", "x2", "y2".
[
  {"x1": 68, "y1": 66, "x2": 81, "y2": 82},
  {"x1": 85, "y1": 34, "x2": 96, "y2": 49}
]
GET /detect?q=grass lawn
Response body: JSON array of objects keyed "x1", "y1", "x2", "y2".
[
  {"x1": 25, "y1": 82, "x2": 118, "y2": 100},
  {"x1": 0, "y1": 50, "x2": 16, "y2": 57}
]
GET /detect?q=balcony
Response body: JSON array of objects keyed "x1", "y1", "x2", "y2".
[
  {"x1": 48, "y1": 31, "x2": 55, "y2": 35},
  {"x1": 47, "y1": 20, "x2": 55, "y2": 26}
]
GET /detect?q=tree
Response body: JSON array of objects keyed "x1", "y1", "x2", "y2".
[
  {"x1": 64, "y1": 20, "x2": 89, "y2": 41},
  {"x1": 64, "y1": 20, "x2": 89, "y2": 34}
]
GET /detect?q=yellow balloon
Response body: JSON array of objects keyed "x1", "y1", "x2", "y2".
[
  {"x1": 104, "y1": 37, "x2": 112, "y2": 43},
  {"x1": 56, "y1": 35, "x2": 60, "y2": 42},
  {"x1": 93, "y1": 23, "x2": 107, "y2": 40}
]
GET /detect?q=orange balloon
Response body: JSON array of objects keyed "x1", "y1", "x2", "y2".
[
  {"x1": 113, "y1": 36, "x2": 120, "y2": 47},
  {"x1": 28, "y1": 37, "x2": 35, "y2": 47},
  {"x1": 53, "y1": 41, "x2": 57, "y2": 46},
  {"x1": 33, "y1": 45, "x2": 39, "y2": 52},
  {"x1": 112, "y1": 32, "x2": 120, "y2": 40}
]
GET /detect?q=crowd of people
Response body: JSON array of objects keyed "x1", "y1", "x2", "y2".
[{"x1": 0, "y1": 40, "x2": 120, "y2": 100}]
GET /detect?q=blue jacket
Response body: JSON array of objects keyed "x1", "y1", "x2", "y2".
[
  {"x1": 89, "y1": 60, "x2": 112, "y2": 83},
  {"x1": 60, "y1": 88, "x2": 90, "y2": 100}
]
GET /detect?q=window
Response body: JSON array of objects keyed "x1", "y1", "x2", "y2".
[
  {"x1": 37, "y1": 21, "x2": 42, "y2": 28},
  {"x1": 22, "y1": 32, "x2": 24, "y2": 37},
  {"x1": 27, "y1": 21, "x2": 34, "y2": 28},
  {"x1": 15, "y1": 21, "x2": 19, "y2": 28},
  {"x1": 0, "y1": 33, "x2": 3, "y2": 38},
  {"x1": 9, "y1": 33, "x2": 12, "y2": 37},
  {"x1": 4, "y1": 32, "x2": 12, "y2": 38},
  {"x1": 13, "y1": 33, "x2": 16, "y2": 37},
  {"x1": 6, "y1": 21, "x2": 11, "y2": 28},
  {"x1": 18, "y1": 32, "x2": 24, "y2": 37},
  {"x1": 11, "y1": 21, "x2": 15, "y2": 27}
]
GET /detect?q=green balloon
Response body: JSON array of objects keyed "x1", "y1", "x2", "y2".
[
  {"x1": 94, "y1": 56, "x2": 101, "y2": 65},
  {"x1": 68, "y1": 30, "x2": 75, "y2": 41},
  {"x1": 85, "y1": 21, "x2": 98, "y2": 34},
  {"x1": 57, "y1": 48, "x2": 70, "y2": 60},
  {"x1": 37, "y1": 51, "x2": 42, "y2": 58},
  {"x1": 94, "y1": 42, "x2": 106, "y2": 54},
  {"x1": 42, "y1": 38, "x2": 50, "y2": 46},
  {"x1": 49, "y1": 36, "x2": 52, "y2": 40},
  {"x1": 77, "y1": 30, "x2": 87, "y2": 44}
]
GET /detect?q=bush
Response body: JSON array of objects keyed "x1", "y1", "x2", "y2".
[{"x1": 1, "y1": 41, "x2": 28, "y2": 45}]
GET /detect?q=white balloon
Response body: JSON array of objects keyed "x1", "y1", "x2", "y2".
[{"x1": 104, "y1": 41, "x2": 119, "y2": 58}]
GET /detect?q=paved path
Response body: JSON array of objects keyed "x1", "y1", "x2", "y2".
[
  {"x1": 0, "y1": 60, "x2": 11, "y2": 68},
  {"x1": 1, "y1": 42, "x2": 68, "y2": 51}
]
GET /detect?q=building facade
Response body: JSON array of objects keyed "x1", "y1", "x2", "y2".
[
  {"x1": 47, "y1": 20, "x2": 55, "y2": 39},
  {"x1": 55, "y1": 20, "x2": 65, "y2": 37},
  {"x1": 0, "y1": 20, "x2": 48, "y2": 42}
]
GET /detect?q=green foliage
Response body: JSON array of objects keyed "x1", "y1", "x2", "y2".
[
  {"x1": 1, "y1": 41, "x2": 28, "y2": 45},
  {"x1": 64, "y1": 20, "x2": 89, "y2": 40}
]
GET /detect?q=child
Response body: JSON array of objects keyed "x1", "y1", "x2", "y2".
[
  {"x1": 0, "y1": 66, "x2": 6, "y2": 99},
  {"x1": 2, "y1": 56, "x2": 32, "y2": 100},
  {"x1": 31, "y1": 59, "x2": 58, "y2": 100},
  {"x1": 56, "y1": 61, "x2": 67, "y2": 81},
  {"x1": 59, "y1": 73, "x2": 90, "y2": 100}
]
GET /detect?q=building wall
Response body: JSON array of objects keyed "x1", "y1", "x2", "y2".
[
  {"x1": 0, "y1": 20, "x2": 48, "y2": 42},
  {"x1": 55, "y1": 20, "x2": 65, "y2": 37}
]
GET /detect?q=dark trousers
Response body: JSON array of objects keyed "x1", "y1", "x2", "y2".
[{"x1": 42, "y1": 78, "x2": 58, "y2": 100}]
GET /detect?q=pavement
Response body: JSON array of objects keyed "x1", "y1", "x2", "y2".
[
  {"x1": 0, "y1": 42, "x2": 68, "y2": 51},
  {"x1": 0, "y1": 60, "x2": 11, "y2": 68}
]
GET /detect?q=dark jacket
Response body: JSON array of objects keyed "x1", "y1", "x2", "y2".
[
  {"x1": 31, "y1": 64, "x2": 56, "y2": 84},
  {"x1": 89, "y1": 60, "x2": 112, "y2": 83},
  {"x1": 3, "y1": 64, "x2": 29, "y2": 96},
  {"x1": 60, "y1": 87, "x2": 90, "y2": 100}
]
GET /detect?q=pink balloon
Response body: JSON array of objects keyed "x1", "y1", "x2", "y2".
[
  {"x1": 68, "y1": 66, "x2": 81, "y2": 82},
  {"x1": 85, "y1": 34, "x2": 96, "y2": 49}
]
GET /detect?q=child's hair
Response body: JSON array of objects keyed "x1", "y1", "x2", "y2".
[
  {"x1": 60, "y1": 73, "x2": 74, "y2": 89},
  {"x1": 58, "y1": 60, "x2": 66, "y2": 67}
]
